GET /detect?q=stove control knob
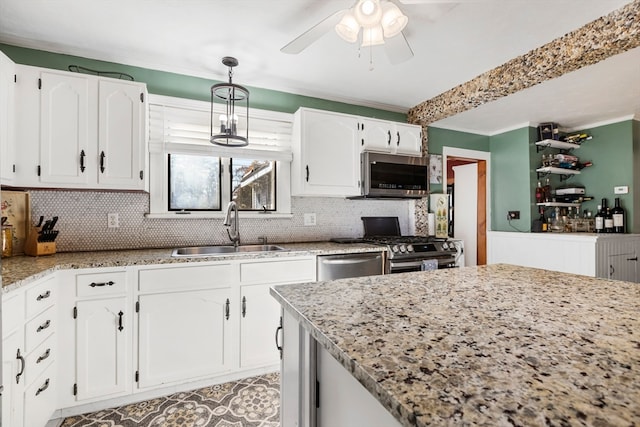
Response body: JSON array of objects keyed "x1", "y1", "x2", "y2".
[
  {"x1": 392, "y1": 245, "x2": 400, "y2": 253},
  {"x1": 442, "y1": 242, "x2": 449, "y2": 250},
  {"x1": 398, "y1": 244, "x2": 406, "y2": 253},
  {"x1": 406, "y1": 244, "x2": 414, "y2": 253}
]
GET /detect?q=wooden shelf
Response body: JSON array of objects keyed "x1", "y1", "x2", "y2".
[
  {"x1": 536, "y1": 166, "x2": 580, "y2": 181},
  {"x1": 535, "y1": 139, "x2": 581, "y2": 152}
]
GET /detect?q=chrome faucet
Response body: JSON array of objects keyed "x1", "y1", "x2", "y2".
[{"x1": 223, "y1": 201, "x2": 240, "y2": 247}]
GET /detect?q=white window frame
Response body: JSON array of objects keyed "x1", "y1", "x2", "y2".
[{"x1": 146, "y1": 95, "x2": 293, "y2": 219}]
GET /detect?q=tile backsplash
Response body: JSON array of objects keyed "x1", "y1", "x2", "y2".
[{"x1": 27, "y1": 190, "x2": 415, "y2": 252}]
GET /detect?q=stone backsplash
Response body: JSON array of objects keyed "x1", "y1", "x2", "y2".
[{"x1": 26, "y1": 190, "x2": 415, "y2": 252}]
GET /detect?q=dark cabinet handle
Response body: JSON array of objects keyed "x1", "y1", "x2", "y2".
[
  {"x1": 275, "y1": 317, "x2": 283, "y2": 360},
  {"x1": 225, "y1": 298, "x2": 230, "y2": 320},
  {"x1": 36, "y1": 290, "x2": 51, "y2": 301},
  {"x1": 89, "y1": 281, "x2": 114, "y2": 288},
  {"x1": 610, "y1": 264, "x2": 615, "y2": 276},
  {"x1": 396, "y1": 131, "x2": 400, "y2": 146},
  {"x1": 305, "y1": 165, "x2": 309, "y2": 182},
  {"x1": 387, "y1": 130, "x2": 391, "y2": 145},
  {"x1": 242, "y1": 296, "x2": 247, "y2": 318},
  {"x1": 16, "y1": 349, "x2": 25, "y2": 384},
  {"x1": 627, "y1": 257, "x2": 638, "y2": 261},
  {"x1": 118, "y1": 311, "x2": 124, "y2": 331},
  {"x1": 36, "y1": 348, "x2": 51, "y2": 364},
  {"x1": 37, "y1": 319, "x2": 51, "y2": 333},
  {"x1": 100, "y1": 151, "x2": 106, "y2": 173},
  {"x1": 35, "y1": 379, "x2": 50, "y2": 396},
  {"x1": 80, "y1": 150, "x2": 86, "y2": 173}
]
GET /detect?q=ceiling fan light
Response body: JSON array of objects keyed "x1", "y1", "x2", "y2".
[
  {"x1": 354, "y1": 0, "x2": 382, "y2": 28},
  {"x1": 381, "y1": 3, "x2": 408, "y2": 38},
  {"x1": 362, "y1": 25, "x2": 385, "y2": 47},
  {"x1": 335, "y1": 12, "x2": 360, "y2": 43}
]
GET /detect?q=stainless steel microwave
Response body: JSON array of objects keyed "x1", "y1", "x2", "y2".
[{"x1": 357, "y1": 152, "x2": 429, "y2": 198}]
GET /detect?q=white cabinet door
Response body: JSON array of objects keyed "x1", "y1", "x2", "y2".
[
  {"x1": 395, "y1": 123, "x2": 422, "y2": 156},
  {"x1": 239, "y1": 283, "x2": 281, "y2": 369},
  {"x1": 360, "y1": 118, "x2": 422, "y2": 156},
  {"x1": 97, "y1": 80, "x2": 146, "y2": 189},
  {"x1": 292, "y1": 108, "x2": 360, "y2": 197},
  {"x1": 360, "y1": 117, "x2": 393, "y2": 153},
  {"x1": 75, "y1": 297, "x2": 130, "y2": 400},
  {"x1": 14, "y1": 65, "x2": 42, "y2": 186},
  {"x1": 2, "y1": 331, "x2": 25, "y2": 427},
  {"x1": 137, "y1": 288, "x2": 233, "y2": 389},
  {"x1": 39, "y1": 71, "x2": 91, "y2": 185},
  {"x1": 0, "y1": 50, "x2": 15, "y2": 184}
]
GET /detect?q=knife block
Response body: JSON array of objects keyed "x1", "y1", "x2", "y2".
[{"x1": 24, "y1": 227, "x2": 56, "y2": 256}]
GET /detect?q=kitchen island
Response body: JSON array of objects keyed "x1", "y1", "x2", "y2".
[{"x1": 271, "y1": 264, "x2": 640, "y2": 427}]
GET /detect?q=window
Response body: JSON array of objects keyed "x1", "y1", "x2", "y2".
[
  {"x1": 147, "y1": 95, "x2": 292, "y2": 217},
  {"x1": 231, "y1": 159, "x2": 276, "y2": 211},
  {"x1": 168, "y1": 154, "x2": 221, "y2": 211}
]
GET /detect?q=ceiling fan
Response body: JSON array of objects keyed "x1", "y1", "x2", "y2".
[{"x1": 280, "y1": 0, "x2": 471, "y2": 65}]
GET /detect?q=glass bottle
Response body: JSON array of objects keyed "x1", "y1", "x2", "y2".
[
  {"x1": 594, "y1": 204, "x2": 604, "y2": 233},
  {"x1": 543, "y1": 178, "x2": 552, "y2": 203},
  {"x1": 535, "y1": 181, "x2": 544, "y2": 204},
  {"x1": 604, "y1": 205, "x2": 614, "y2": 233},
  {"x1": 612, "y1": 197, "x2": 625, "y2": 233}
]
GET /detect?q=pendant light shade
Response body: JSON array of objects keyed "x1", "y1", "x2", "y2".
[
  {"x1": 381, "y1": 2, "x2": 408, "y2": 38},
  {"x1": 210, "y1": 56, "x2": 249, "y2": 147},
  {"x1": 362, "y1": 25, "x2": 385, "y2": 47},
  {"x1": 336, "y1": 11, "x2": 360, "y2": 43}
]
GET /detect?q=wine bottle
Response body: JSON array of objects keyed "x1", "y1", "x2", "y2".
[
  {"x1": 604, "y1": 205, "x2": 614, "y2": 233},
  {"x1": 612, "y1": 197, "x2": 625, "y2": 233},
  {"x1": 543, "y1": 178, "x2": 552, "y2": 203},
  {"x1": 535, "y1": 181, "x2": 544, "y2": 204},
  {"x1": 594, "y1": 204, "x2": 604, "y2": 233}
]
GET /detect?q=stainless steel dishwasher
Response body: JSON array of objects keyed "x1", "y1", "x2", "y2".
[{"x1": 317, "y1": 251, "x2": 385, "y2": 281}]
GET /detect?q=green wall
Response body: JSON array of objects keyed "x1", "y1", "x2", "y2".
[
  {"x1": 426, "y1": 127, "x2": 490, "y2": 193},
  {"x1": 430, "y1": 120, "x2": 639, "y2": 233},
  {"x1": 0, "y1": 43, "x2": 405, "y2": 121},
  {"x1": 489, "y1": 127, "x2": 536, "y2": 231}
]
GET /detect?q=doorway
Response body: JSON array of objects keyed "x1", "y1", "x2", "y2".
[{"x1": 443, "y1": 147, "x2": 490, "y2": 266}]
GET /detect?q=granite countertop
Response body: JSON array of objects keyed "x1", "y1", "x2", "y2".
[
  {"x1": 271, "y1": 264, "x2": 640, "y2": 427},
  {"x1": 1, "y1": 241, "x2": 383, "y2": 292}
]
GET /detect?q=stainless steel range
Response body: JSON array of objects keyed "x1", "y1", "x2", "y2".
[{"x1": 361, "y1": 217, "x2": 460, "y2": 274}]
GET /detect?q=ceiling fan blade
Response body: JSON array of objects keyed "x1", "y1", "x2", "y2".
[
  {"x1": 384, "y1": 32, "x2": 414, "y2": 65},
  {"x1": 281, "y1": 9, "x2": 347, "y2": 54}
]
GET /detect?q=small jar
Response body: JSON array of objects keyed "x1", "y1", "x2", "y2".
[{"x1": 2, "y1": 224, "x2": 13, "y2": 257}]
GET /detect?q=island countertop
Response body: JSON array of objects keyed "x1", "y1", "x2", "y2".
[{"x1": 270, "y1": 264, "x2": 640, "y2": 427}]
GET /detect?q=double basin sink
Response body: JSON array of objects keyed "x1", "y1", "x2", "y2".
[{"x1": 172, "y1": 244, "x2": 286, "y2": 257}]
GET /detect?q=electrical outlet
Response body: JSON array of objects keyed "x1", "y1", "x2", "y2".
[
  {"x1": 614, "y1": 186, "x2": 629, "y2": 194},
  {"x1": 507, "y1": 211, "x2": 520, "y2": 220},
  {"x1": 108, "y1": 213, "x2": 120, "y2": 228},
  {"x1": 303, "y1": 213, "x2": 317, "y2": 226}
]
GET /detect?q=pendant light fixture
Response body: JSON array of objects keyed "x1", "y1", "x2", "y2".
[
  {"x1": 335, "y1": 0, "x2": 408, "y2": 47},
  {"x1": 210, "y1": 56, "x2": 249, "y2": 147}
]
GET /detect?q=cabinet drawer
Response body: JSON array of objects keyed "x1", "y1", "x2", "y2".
[
  {"x1": 25, "y1": 333, "x2": 56, "y2": 386},
  {"x1": 76, "y1": 271, "x2": 127, "y2": 297},
  {"x1": 240, "y1": 258, "x2": 316, "y2": 284},
  {"x1": 139, "y1": 263, "x2": 233, "y2": 292},
  {"x1": 25, "y1": 306, "x2": 55, "y2": 353},
  {"x1": 23, "y1": 365, "x2": 56, "y2": 427},
  {"x1": 2, "y1": 291, "x2": 25, "y2": 336},
  {"x1": 25, "y1": 275, "x2": 56, "y2": 319}
]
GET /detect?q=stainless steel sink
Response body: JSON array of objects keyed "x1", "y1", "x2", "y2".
[{"x1": 172, "y1": 244, "x2": 286, "y2": 257}]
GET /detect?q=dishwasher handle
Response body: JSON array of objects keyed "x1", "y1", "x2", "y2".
[{"x1": 320, "y1": 257, "x2": 380, "y2": 265}]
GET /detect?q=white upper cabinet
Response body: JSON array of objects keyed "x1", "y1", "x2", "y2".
[
  {"x1": 291, "y1": 108, "x2": 361, "y2": 197},
  {"x1": 97, "y1": 80, "x2": 145, "y2": 188},
  {"x1": 0, "y1": 50, "x2": 16, "y2": 185},
  {"x1": 359, "y1": 117, "x2": 422, "y2": 156},
  {"x1": 13, "y1": 65, "x2": 148, "y2": 190}
]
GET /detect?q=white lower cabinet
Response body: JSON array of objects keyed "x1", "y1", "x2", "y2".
[
  {"x1": 2, "y1": 274, "x2": 57, "y2": 427},
  {"x1": 488, "y1": 232, "x2": 640, "y2": 282},
  {"x1": 137, "y1": 288, "x2": 233, "y2": 388},
  {"x1": 7, "y1": 254, "x2": 317, "y2": 424},
  {"x1": 75, "y1": 297, "x2": 130, "y2": 400}
]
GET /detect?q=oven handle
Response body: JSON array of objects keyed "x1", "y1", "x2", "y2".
[{"x1": 389, "y1": 260, "x2": 426, "y2": 269}]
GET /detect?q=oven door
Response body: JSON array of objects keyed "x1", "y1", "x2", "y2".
[{"x1": 388, "y1": 256, "x2": 457, "y2": 273}]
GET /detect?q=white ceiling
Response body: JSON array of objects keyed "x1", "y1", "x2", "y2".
[{"x1": 0, "y1": 0, "x2": 637, "y2": 133}]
